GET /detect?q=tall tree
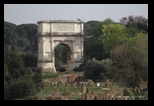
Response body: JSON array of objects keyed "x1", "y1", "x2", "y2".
[
  {"x1": 100, "y1": 23, "x2": 128, "y2": 55},
  {"x1": 120, "y1": 15, "x2": 148, "y2": 35},
  {"x1": 84, "y1": 21, "x2": 100, "y2": 35},
  {"x1": 92, "y1": 18, "x2": 114, "y2": 36},
  {"x1": 111, "y1": 34, "x2": 148, "y2": 96},
  {"x1": 84, "y1": 58, "x2": 112, "y2": 82},
  {"x1": 84, "y1": 36, "x2": 108, "y2": 60},
  {"x1": 4, "y1": 49, "x2": 25, "y2": 79},
  {"x1": 4, "y1": 21, "x2": 38, "y2": 53}
]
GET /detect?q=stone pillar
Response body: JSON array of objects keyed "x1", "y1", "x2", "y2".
[{"x1": 82, "y1": 84, "x2": 87, "y2": 94}]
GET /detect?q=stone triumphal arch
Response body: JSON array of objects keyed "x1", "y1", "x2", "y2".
[{"x1": 37, "y1": 20, "x2": 84, "y2": 72}]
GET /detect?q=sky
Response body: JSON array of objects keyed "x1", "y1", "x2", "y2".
[{"x1": 4, "y1": 4, "x2": 148, "y2": 25}]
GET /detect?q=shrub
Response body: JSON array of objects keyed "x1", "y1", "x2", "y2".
[
  {"x1": 33, "y1": 68, "x2": 44, "y2": 92},
  {"x1": 5, "y1": 79, "x2": 35, "y2": 100},
  {"x1": 84, "y1": 58, "x2": 112, "y2": 82},
  {"x1": 73, "y1": 60, "x2": 87, "y2": 72}
]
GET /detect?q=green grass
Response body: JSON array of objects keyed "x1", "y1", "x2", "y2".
[
  {"x1": 42, "y1": 73, "x2": 61, "y2": 79},
  {"x1": 89, "y1": 86, "x2": 106, "y2": 94},
  {"x1": 36, "y1": 85, "x2": 82, "y2": 95},
  {"x1": 36, "y1": 83, "x2": 108, "y2": 97},
  {"x1": 69, "y1": 86, "x2": 82, "y2": 92},
  {"x1": 26, "y1": 83, "x2": 146, "y2": 100},
  {"x1": 42, "y1": 71, "x2": 84, "y2": 79},
  {"x1": 35, "y1": 87, "x2": 60, "y2": 95}
]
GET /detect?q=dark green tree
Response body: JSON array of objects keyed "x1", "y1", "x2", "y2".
[
  {"x1": 4, "y1": 21, "x2": 38, "y2": 53},
  {"x1": 84, "y1": 36, "x2": 108, "y2": 60},
  {"x1": 5, "y1": 78, "x2": 35, "y2": 100},
  {"x1": 100, "y1": 23, "x2": 129, "y2": 55},
  {"x1": 84, "y1": 21, "x2": 100, "y2": 35},
  {"x1": 4, "y1": 49, "x2": 25, "y2": 79},
  {"x1": 120, "y1": 15, "x2": 148, "y2": 35},
  {"x1": 33, "y1": 68, "x2": 44, "y2": 92},
  {"x1": 92, "y1": 18, "x2": 114, "y2": 36},
  {"x1": 84, "y1": 58, "x2": 112, "y2": 82},
  {"x1": 111, "y1": 34, "x2": 148, "y2": 96},
  {"x1": 22, "y1": 52, "x2": 37, "y2": 68}
]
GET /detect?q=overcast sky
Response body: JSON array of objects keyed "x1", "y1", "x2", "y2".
[{"x1": 4, "y1": 4, "x2": 148, "y2": 25}]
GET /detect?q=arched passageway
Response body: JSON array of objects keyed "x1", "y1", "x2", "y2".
[{"x1": 54, "y1": 43, "x2": 71, "y2": 72}]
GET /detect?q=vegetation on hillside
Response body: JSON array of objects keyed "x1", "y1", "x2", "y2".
[
  {"x1": 4, "y1": 15, "x2": 148, "y2": 99},
  {"x1": 4, "y1": 21, "x2": 38, "y2": 53}
]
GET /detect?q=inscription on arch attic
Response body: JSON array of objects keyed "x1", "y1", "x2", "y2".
[{"x1": 52, "y1": 23, "x2": 74, "y2": 32}]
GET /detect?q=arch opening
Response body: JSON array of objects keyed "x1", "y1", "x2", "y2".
[{"x1": 54, "y1": 43, "x2": 71, "y2": 72}]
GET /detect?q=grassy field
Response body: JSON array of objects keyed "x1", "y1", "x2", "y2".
[
  {"x1": 42, "y1": 73, "x2": 61, "y2": 79},
  {"x1": 24, "y1": 82, "x2": 148, "y2": 100},
  {"x1": 41, "y1": 71, "x2": 82, "y2": 79},
  {"x1": 26, "y1": 71, "x2": 148, "y2": 100},
  {"x1": 35, "y1": 83, "x2": 108, "y2": 97}
]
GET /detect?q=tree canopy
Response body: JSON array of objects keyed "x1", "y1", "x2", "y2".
[{"x1": 4, "y1": 21, "x2": 38, "y2": 53}]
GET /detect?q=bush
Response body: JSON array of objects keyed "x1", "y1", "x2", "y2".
[
  {"x1": 84, "y1": 58, "x2": 112, "y2": 82},
  {"x1": 22, "y1": 52, "x2": 37, "y2": 68},
  {"x1": 33, "y1": 68, "x2": 44, "y2": 92},
  {"x1": 73, "y1": 60, "x2": 87, "y2": 72},
  {"x1": 4, "y1": 80, "x2": 8, "y2": 100},
  {"x1": 5, "y1": 79, "x2": 35, "y2": 100},
  {"x1": 100, "y1": 59, "x2": 113, "y2": 79}
]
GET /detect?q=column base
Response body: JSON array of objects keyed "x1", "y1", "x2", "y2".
[
  {"x1": 64, "y1": 62, "x2": 82, "y2": 71},
  {"x1": 37, "y1": 61, "x2": 82, "y2": 72},
  {"x1": 37, "y1": 62, "x2": 56, "y2": 73}
]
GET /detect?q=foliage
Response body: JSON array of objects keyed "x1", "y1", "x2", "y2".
[
  {"x1": 4, "y1": 49, "x2": 25, "y2": 79},
  {"x1": 84, "y1": 58, "x2": 112, "y2": 82},
  {"x1": 4, "y1": 16, "x2": 148, "y2": 98},
  {"x1": 111, "y1": 34, "x2": 148, "y2": 95},
  {"x1": 4, "y1": 80, "x2": 8, "y2": 100},
  {"x1": 100, "y1": 59, "x2": 113, "y2": 79},
  {"x1": 92, "y1": 18, "x2": 114, "y2": 36},
  {"x1": 120, "y1": 15, "x2": 148, "y2": 34},
  {"x1": 4, "y1": 63, "x2": 9, "y2": 81},
  {"x1": 4, "y1": 49, "x2": 42, "y2": 99},
  {"x1": 22, "y1": 52, "x2": 38, "y2": 68},
  {"x1": 100, "y1": 16, "x2": 148, "y2": 55},
  {"x1": 73, "y1": 59, "x2": 87, "y2": 72},
  {"x1": 4, "y1": 21, "x2": 17, "y2": 29},
  {"x1": 84, "y1": 36, "x2": 109, "y2": 60},
  {"x1": 5, "y1": 79, "x2": 35, "y2": 100},
  {"x1": 33, "y1": 68, "x2": 44, "y2": 92},
  {"x1": 4, "y1": 21, "x2": 38, "y2": 53},
  {"x1": 100, "y1": 23, "x2": 128, "y2": 55},
  {"x1": 84, "y1": 21, "x2": 100, "y2": 35},
  {"x1": 55, "y1": 58, "x2": 63, "y2": 68}
]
